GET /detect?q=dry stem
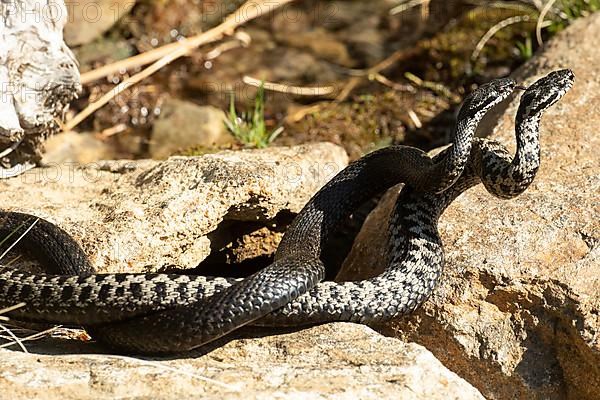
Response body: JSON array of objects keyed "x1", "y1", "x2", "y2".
[{"x1": 67, "y1": 0, "x2": 296, "y2": 132}]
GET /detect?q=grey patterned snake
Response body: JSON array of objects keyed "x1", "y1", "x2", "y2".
[{"x1": 0, "y1": 69, "x2": 574, "y2": 354}]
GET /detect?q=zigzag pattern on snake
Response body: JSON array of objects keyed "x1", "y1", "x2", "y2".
[{"x1": 0, "y1": 69, "x2": 574, "y2": 354}]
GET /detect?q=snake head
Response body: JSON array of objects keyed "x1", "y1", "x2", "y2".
[
  {"x1": 458, "y1": 77, "x2": 516, "y2": 120},
  {"x1": 517, "y1": 69, "x2": 575, "y2": 119}
]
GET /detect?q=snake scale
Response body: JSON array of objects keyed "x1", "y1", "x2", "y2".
[{"x1": 0, "y1": 69, "x2": 574, "y2": 354}]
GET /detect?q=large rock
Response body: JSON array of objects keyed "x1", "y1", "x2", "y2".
[
  {"x1": 0, "y1": 142, "x2": 485, "y2": 399},
  {"x1": 42, "y1": 131, "x2": 117, "y2": 164},
  {"x1": 0, "y1": 323, "x2": 484, "y2": 399},
  {"x1": 0, "y1": 143, "x2": 347, "y2": 272},
  {"x1": 342, "y1": 14, "x2": 600, "y2": 400},
  {"x1": 150, "y1": 99, "x2": 234, "y2": 159}
]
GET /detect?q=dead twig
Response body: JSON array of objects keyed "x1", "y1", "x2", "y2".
[
  {"x1": 79, "y1": 1, "x2": 284, "y2": 84},
  {"x1": 242, "y1": 76, "x2": 335, "y2": 97},
  {"x1": 66, "y1": 0, "x2": 296, "y2": 132},
  {"x1": 285, "y1": 47, "x2": 419, "y2": 123},
  {"x1": 372, "y1": 73, "x2": 413, "y2": 92},
  {"x1": 98, "y1": 123, "x2": 128, "y2": 139},
  {"x1": 335, "y1": 47, "x2": 419, "y2": 103},
  {"x1": 285, "y1": 103, "x2": 325, "y2": 124},
  {"x1": 404, "y1": 72, "x2": 459, "y2": 102}
]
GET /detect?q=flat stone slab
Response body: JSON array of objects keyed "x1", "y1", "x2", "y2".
[
  {"x1": 0, "y1": 143, "x2": 347, "y2": 272},
  {"x1": 0, "y1": 323, "x2": 484, "y2": 400}
]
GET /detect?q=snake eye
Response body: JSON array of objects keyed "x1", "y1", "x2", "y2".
[{"x1": 518, "y1": 69, "x2": 574, "y2": 118}]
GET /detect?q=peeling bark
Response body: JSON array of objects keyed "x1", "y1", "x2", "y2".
[{"x1": 0, "y1": 0, "x2": 80, "y2": 178}]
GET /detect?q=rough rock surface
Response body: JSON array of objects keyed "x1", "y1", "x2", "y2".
[
  {"x1": 342, "y1": 14, "x2": 600, "y2": 400},
  {"x1": 0, "y1": 324, "x2": 484, "y2": 400},
  {"x1": 0, "y1": 143, "x2": 347, "y2": 272},
  {"x1": 0, "y1": 141, "x2": 486, "y2": 399},
  {"x1": 1, "y1": 11, "x2": 598, "y2": 400}
]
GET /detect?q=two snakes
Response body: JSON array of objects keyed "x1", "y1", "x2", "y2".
[{"x1": 0, "y1": 69, "x2": 574, "y2": 354}]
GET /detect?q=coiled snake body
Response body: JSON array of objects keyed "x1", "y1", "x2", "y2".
[{"x1": 0, "y1": 70, "x2": 574, "y2": 354}]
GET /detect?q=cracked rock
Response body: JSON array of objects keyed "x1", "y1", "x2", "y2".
[{"x1": 0, "y1": 143, "x2": 347, "y2": 272}]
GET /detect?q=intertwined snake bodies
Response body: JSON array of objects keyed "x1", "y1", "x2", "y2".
[{"x1": 0, "y1": 69, "x2": 574, "y2": 353}]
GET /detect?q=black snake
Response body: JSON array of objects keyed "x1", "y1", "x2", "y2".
[{"x1": 0, "y1": 69, "x2": 574, "y2": 354}]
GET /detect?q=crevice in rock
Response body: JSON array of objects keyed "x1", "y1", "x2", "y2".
[
  {"x1": 195, "y1": 194, "x2": 383, "y2": 280},
  {"x1": 193, "y1": 209, "x2": 296, "y2": 277},
  {"x1": 484, "y1": 278, "x2": 600, "y2": 400},
  {"x1": 380, "y1": 311, "x2": 548, "y2": 399},
  {"x1": 383, "y1": 272, "x2": 600, "y2": 400}
]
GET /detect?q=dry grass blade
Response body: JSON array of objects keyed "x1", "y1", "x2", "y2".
[
  {"x1": 242, "y1": 76, "x2": 335, "y2": 97},
  {"x1": 0, "y1": 303, "x2": 27, "y2": 352},
  {"x1": 0, "y1": 325, "x2": 63, "y2": 350},
  {"x1": 0, "y1": 218, "x2": 39, "y2": 262},
  {"x1": 408, "y1": 109, "x2": 423, "y2": 128},
  {"x1": 4, "y1": 254, "x2": 22, "y2": 268},
  {"x1": 389, "y1": 0, "x2": 430, "y2": 15},
  {"x1": 471, "y1": 15, "x2": 532, "y2": 61},
  {"x1": 536, "y1": 0, "x2": 558, "y2": 45},
  {"x1": 0, "y1": 221, "x2": 43, "y2": 352},
  {"x1": 0, "y1": 323, "x2": 28, "y2": 352},
  {"x1": 0, "y1": 302, "x2": 26, "y2": 317}
]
